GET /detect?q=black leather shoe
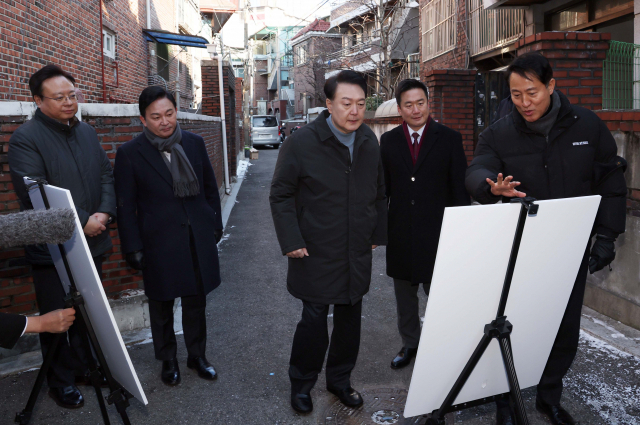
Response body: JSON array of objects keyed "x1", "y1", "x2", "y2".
[
  {"x1": 496, "y1": 407, "x2": 515, "y2": 425},
  {"x1": 187, "y1": 356, "x2": 217, "y2": 380},
  {"x1": 327, "y1": 386, "x2": 364, "y2": 408},
  {"x1": 390, "y1": 346, "x2": 417, "y2": 369},
  {"x1": 161, "y1": 358, "x2": 181, "y2": 386},
  {"x1": 48, "y1": 385, "x2": 84, "y2": 409},
  {"x1": 536, "y1": 398, "x2": 577, "y2": 425},
  {"x1": 291, "y1": 392, "x2": 313, "y2": 414}
]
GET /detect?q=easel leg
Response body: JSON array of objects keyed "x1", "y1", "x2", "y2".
[
  {"x1": 498, "y1": 335, "x2": 529, "y2": 425},
  {"x1": 73, "y1": 298, "x2": 131, "y2": 425},
  {"x1": 427, "y1": 333, "x2": 494, "y2": 424},
  {"x1": 71, "y1": 299, "x2": 112, "y2": 425},
  {"x1": 14, "y1": 333, "x2": 63, "y2": 424}
]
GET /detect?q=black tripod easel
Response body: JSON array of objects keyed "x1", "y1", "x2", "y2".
[
  {"x1": 426, "y1": 197, "x2": 540, "y2": 425},
  {"x1": 15, "y1": 179, "x2": 133, "y2": 425}
]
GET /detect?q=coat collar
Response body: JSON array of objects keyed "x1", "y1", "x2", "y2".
[
  {"x1": 394, "y1": 117, "x2": 440, "y2": 173},
  {"x1": 317, "y1": 109, "x2": 370, "y2": 164},
  {"x1": 34, "y1": 108, "x2": 79, "y2": 135},
  {"x1": 511, "y1": 90, "x2": 576, "y2": 136},
  {"x1": 135, "y1": 130, "x2": 195, "y2": 188}
]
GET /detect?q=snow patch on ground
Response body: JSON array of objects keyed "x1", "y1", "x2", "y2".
[
  {"x1": 564, "y1": 330, "x2": 640, "y2": 424},
  {"x1": 236, "y1": 160, "x2": 253, "y2": 179}
]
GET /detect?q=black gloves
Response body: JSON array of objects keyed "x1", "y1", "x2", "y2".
[
  {"x1": 126, "y1": 250, "x2": 146, "y2": 271},
  {"x1": 589, "y1": 234, "x2": 616, "y2": 274},
  {"x1": 214, "y1": 229, "x2": 223, "y2": 244}
]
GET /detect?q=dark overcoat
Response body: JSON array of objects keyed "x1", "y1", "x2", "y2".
[
  {"x1": 270, "y1": 110, "x2": 387, "y2": 305},
  {"x1": 0, "y1": 312, "x2": 27, "y2": 350},
  {"x1": 9, "y1": 109, "x2": 116, "y2": 264},
  {"x1": 466, "y1": 91, "x2": 627, "y2": 238},
  {"x1": 114, "y1": 130, "x2": 223, "y2": 301},
  {"x1": 380, "y1": 120, "x2": 470, "y2": 286}
]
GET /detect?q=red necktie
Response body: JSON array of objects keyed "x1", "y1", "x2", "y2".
[{"x1": 412, "y1": 132, "x2": 420, "y2": 163}]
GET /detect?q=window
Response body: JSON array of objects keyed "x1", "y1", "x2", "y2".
[
  {"x1": 103, "y1": 29, "x2": 116, "y2": 59},
  {"x1": 422, "y1": 0, "x2": 457, "y2": 61},
  {"x1": 157, "y1": 43, "x2": 170, "y2": 81},
  {"x1": 295, "y1": 44, "x2": 307, "y2": 66},
  {"x1": 546, "y1": 0, "x2": 633, "y2": 31},
  {"x1": 251, "y1": 116, "x2": 278, "y2": 127}
]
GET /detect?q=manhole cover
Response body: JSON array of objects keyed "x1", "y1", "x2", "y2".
[{"x1": 322, "y1": 388, "x2": 422, "y2": 425}]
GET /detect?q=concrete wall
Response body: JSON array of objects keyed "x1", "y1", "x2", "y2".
[{"x1": 589, "y1": 112, "x2": 640, "y2": 330}]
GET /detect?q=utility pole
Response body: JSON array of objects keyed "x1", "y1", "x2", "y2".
[{"x1": 242, "y1": 0, "x2": 251, "y2": 147}]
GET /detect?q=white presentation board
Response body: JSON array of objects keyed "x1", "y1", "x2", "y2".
[
  {"x1": 26, "y1": 178, "x2": 148, "y2": 405},
  {"x1": 404, "y1": 196, "x2": 601, "y2": 417}
]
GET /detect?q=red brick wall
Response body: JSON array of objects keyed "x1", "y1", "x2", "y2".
[
  {"x1": 424, "y1": 69, "x2": 476, "y2": 163},
  {"x1": 101, "y1": 0, "x2": 149, "y2": 103},
  {"x1": 253, "y1": 60, "x2": 269, "y2": 106},
  {"x1": 0, "y1": 0, "x2": 151, "y2": 104},
  {"x1": 515, "y1": 32, "x2": 610, "y2": 110},
  {"x1": 0, "y1": 111, "x2": 223, "y2": 315},
  {"x1": 201, "y1": 60, "x2": 240, "y2": 179}
]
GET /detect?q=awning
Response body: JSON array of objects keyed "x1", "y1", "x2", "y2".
[{"x1": 143, "y1": 29, "x2": 209, "y2": 48}]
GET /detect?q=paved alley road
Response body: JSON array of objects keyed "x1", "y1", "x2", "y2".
[{"x1": 0, "y1": 148, "x2": 638, "y2": 425}]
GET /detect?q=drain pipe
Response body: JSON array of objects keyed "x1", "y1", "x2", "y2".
[
  {"x1": 99, "y1": 0, "x2": 107, "y2": 103},
  {"x1": 145, "y1": 0, "x2": 150, "y2": 28},
  {"x1": 216, "y1": 49, "x2": 231, "y2": 195}
]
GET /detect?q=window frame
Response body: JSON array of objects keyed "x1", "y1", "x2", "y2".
[
  {"x1": 103, "y1": 29, "x2": 116, "y2": 59},
  {"x1": 421, "y1": 0, "x2": 457, "y2": 61}
]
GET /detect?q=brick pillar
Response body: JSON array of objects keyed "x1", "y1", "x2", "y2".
[
  {"x1": 515, "y1": 31, "x2": 611, "y2": 110},
  {"x1": 423, "y1": 69, "x2": 476, "y2": 164},
  {"x1": 201, "y1": 59, "x2": 235, "y2": 184}
]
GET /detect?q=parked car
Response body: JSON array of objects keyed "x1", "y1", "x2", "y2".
[{"x1": 251, "y1": 115, "x2": 281, "y2": 149}]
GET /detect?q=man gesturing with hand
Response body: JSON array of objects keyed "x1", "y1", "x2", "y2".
[
  {"x1": 270, "y1": 71, "x2": 387, "y2": 415},
  {"x1": 466, "y1": 53, "x2": 626, "y2": 425}
]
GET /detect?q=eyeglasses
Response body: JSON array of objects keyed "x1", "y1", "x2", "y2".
[{"x1": 41, "y1": 94, "x2": 78, "y2": 103}]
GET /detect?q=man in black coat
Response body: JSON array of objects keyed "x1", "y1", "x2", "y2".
[
  {"x1": 114, "y1": 87, "x2": 223, "y2": 387},
  {"x1": 9, "y1": 65, "x2": 116, "y2": 409},
  {"x1": 0, "y1": 309, "x2": 76, "y2": 350},
  {"x1": 466, "y1": 53, "x2": 627, "y2": 425},
  {"x1": 380, "y1": 79, "x2": 469, "y2": 370},
  {"x1": 270, "y1": 70, "x2": 387, "y2": 414}
]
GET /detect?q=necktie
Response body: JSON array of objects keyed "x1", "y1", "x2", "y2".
[{"x1": 412, "y1": 132, "x2": 420, "y2": 163}]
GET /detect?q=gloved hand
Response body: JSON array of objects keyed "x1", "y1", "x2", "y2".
[
  {"x1": 214, "y1": 229, "x2": 223, "y2": 244},
  {"x1": 589, "y1": 234, "x2": 616, "y2": 274},
  {"x1": 126, "y1": 250, "x2": 146, "y2": 270}
]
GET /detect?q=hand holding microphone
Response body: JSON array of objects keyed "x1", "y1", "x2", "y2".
[{"x1": 25, "y1": 308, "x2": 76, "y2": 334}]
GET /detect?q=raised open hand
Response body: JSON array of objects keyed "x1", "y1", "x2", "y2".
[{"x1": 486, "y1": 173, "x2": 526, "y2": 198}]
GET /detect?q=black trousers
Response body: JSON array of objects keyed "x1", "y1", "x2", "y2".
[
  {"x1": 498, "y1": 244, "x2": 590, "y2": 410},
  {"x1": 32, "y1": 256, "x2": 103, "y2": 389},
  {"x1": 393, "y1": 278, "x2": 429, "y2": 349},
  {"x1": 148, "y1": 231, "x2": 207, "y2": 361},
  {"x1": 289, "y1": 300, "x2": 362, "y2": 395}
]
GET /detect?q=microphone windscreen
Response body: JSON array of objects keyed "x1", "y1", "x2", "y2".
[{"x1": 0, "y1": 208, "x2": 77, "y2": 248}]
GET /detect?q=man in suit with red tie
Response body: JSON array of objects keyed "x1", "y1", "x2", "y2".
[{"x1": 380, "y1": 79, "x2": 470, "y2": 369}]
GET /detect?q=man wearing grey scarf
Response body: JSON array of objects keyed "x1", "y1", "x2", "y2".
[{"x1": 114, "y1": 87, "x2": 224, "y2": 387}]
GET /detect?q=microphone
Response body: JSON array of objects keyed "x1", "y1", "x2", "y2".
[{"x1": 0, "y1": 208, "x2": 76, "y2": 248}]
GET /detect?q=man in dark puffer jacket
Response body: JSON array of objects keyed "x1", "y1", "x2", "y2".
[{"x1": 466, "y1": 53, "x2": 626, "y2": 425}]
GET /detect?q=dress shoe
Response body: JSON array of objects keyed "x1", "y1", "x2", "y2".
[
  {"x1": 390, "y1": 346, "x2": 417, "y2": 369},
  {"x1": 327, "y1": 386, "x2": 364, "y2": 408},
  {"x1": 291, "y1": 392, "x2": 313, "y2": 414},
  {"x1": 187, "y1": 356, "x2": 217, "y2": 380},
  {"x1": 161, "y1": 358, "x2": 181, "y2": 386},
  {"x1": 48, "y1": 385, "x2": 84, "y2": 409},
  {"x1": 496, "y1": 407, "x2": 515, "y2": 425},
  {"x1": 536, "y1": 398, "x2": 577, "y2": 425}
]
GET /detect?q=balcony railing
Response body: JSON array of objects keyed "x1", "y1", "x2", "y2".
[
  {"x1": 603, "y1": 40, "x2": 640, "y2": 110},
  {"x1": 469, "y1": 0, "x2": 523, "y2": 57},
  {"x1": 325, "y1": 39, "x2": 381, "y2": 63}
]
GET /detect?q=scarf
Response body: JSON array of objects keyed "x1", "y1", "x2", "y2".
[
  {"x1": 144, "y1": 123, "x2": 200, "y2": 198},
  {"x1": 523, "y1": 91, "x2": 561, "y2": 137}
]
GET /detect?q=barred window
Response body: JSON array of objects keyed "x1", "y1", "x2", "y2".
[{"x1": 422, "y1": 0, "x2": 457, "y2": 61}]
